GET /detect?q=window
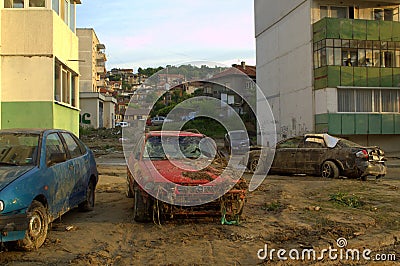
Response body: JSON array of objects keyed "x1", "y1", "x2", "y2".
[
  {"x1": 338, "y1": 88, "x2": 400, "y2": 113},
  {"x1": 374, "y1": 8, "x2": 397, "y2": 21},
  {"x1": 61, "y1": 133, "x2": 83, "y2": 158},
  {"x1": 52, "y1": 0, "x2": 59, "y2": 14},
  {"x1": 320, "y1": 6, "x2": 351, "y2": 19},
  {"x1": 45, "y1": 133, "x2": 66, "y2": 166},
  {"x1": 29, "y1": 0, "x2": 45, "y2": 7},
  {"x1": 54, "y1": 60, "x2": 78, "y2": 107},
  {"x1": 314, "y1": 39, "x2": 400, "y2": 68}
]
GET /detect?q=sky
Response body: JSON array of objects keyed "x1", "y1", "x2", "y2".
[{"x1": 76, "y1": 0, "x2": 255, "y2": 72}]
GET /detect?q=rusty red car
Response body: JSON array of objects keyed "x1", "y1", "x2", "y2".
[{"x1": 126, "y1": 131, "x2": 246, "y2": 224}]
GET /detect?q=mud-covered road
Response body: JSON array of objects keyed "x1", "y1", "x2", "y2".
[{"x1": 1, "y1": 162, "x2": 399, "y2": 265}]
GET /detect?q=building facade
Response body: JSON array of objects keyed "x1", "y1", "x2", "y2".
[
  {"x1": 255, "y1": 0, "x2": 400, "y2": 151},
  {"x1": 1, "y1": 0, "x2": 82, "y2": 135},
  {"x1": 77, "y1": 28, "x2": 116, "y2": 128}
]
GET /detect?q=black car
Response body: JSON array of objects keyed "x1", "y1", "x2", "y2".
[
  {"x1": 248, "y1": 134, "x2": 386, "y2": 180},
  {"x1": 224, "y1": 130, "x2": 250, "y2": 155}
]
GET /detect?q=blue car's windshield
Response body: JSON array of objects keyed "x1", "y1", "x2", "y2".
[{"x1": 0, "y1": 133, "x2": 40, "y2": 166}]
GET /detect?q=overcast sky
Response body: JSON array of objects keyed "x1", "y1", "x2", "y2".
[{"x1": 76, "y1": 0, "x2": 255, "y2": 72}]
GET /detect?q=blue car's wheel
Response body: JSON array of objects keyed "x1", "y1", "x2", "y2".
[
  {"x1": 79, "y1": 180, "x2": 95, "y2": 212},
  {"x1": 18, "y1": 200, "x2": 48, "y2": 251}
]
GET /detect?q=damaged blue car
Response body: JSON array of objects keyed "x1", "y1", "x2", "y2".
[{"x1": 0, "y1": 129, "x2": 98, "y2": 250}]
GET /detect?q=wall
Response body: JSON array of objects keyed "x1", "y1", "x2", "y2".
[
  {"x1": 77, "y1": 29, "x2": 96, "y2": 93},
  {"x1": 53, "y1": 103, "x2": 80, "y2": 136},
  {"x1": 256, "y1": 0, "x2": 314, "y2": 139},
  {"x1": 79, "y1": 94, "x2": 101, "y2": 128}
]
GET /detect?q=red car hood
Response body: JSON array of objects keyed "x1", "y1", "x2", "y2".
[{"x1": 141, "y1": 159, "x2": 220, "y2": 185}]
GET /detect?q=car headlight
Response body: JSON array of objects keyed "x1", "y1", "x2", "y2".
[{"x1": 0, "y1": 200, "x2": 4, "y2": 212}]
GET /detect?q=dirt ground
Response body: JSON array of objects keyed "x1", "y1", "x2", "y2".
[{"x1": 1, "y1": 137, "x2": 400, "y2": 265}]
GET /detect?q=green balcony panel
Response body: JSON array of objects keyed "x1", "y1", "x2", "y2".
[
  {"x1": 314, "y1": 66, "x2": 327, "y2": 78},
  {"x1": 368, "y1": 114, "x2": 382, "y2": 134},
  {"x1": 393, "y1": 22, "x2": 400, "y2": 42},
  {"x1": 326, "y1": 18, "x2": 340, "y2": 39},
  {"x1": 313, "y1": 18, "x2": 327, "y2": 42},
  {"x1": 315, "y1": 77, "x2": 327, "y2": 90},
  {"x1": 315, "y1": 113, "x2": 329, "y2": 124},
  {"x1": 393, "y1": 68, "x2": 400, "y2": 87},
  {"x1": 380, "y1": 68, "x2": 393, "y2": 87},
  {"x1": 327, "y1": 66, "x2": 341, "y2": 87},
  {"x1": 328, "y1": 114, "x2": 342, "y2": 135},
  {"x1": 382, "y1": 114, "x2": 395, "y2": 134},
  {"x1": 342, "y1": 114, "x2": 355, "y2": 134},
  {"x1": 367, "y1": 20, "x2": 379, "y2": 40},
  {"x1": 355, "y1": 114, "x2": 369, "y2": 134},
  {"x1": 367, "y1": 67, "x2": 380, "y2": 87},
  {"x1": 380, "y1": 21, "x2": 392, "y2": 41},
  {"x1": 395, "y1": 115, "x2": 400, "y2": 134},
  {"x1": 353, "y1": 67, "x2": 367, "y2": 87},
  {"x1": 340, "y1": 19, "x2": 353, "y2": 39},
  {"x1": 341, "y1": 67, "x2": 354, "y2": 86},
  {"x1": 353, "y1": 20, "x2": 367, "y2": 40}
]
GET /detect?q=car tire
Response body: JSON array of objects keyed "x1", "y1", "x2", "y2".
[
  {"x1": 248, "y1": 156, "x2": 260, "y2": 173},
  {"x1": 17, "y1": 200, "x2": 48, "y2": 251},
  {"x1": 126, "y1": 176, "x2": 134, "y2": 198},
  {"x1": 321, "y1": 161, "x2": 339, "y2": 178},
  {"x1": 79, "y1": 179, "x2": 95, "y2": 212},
  {"x1": 133, "y1": 187, "x2": 152, "y2": 223}
]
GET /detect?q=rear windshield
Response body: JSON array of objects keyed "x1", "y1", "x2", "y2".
[
  {"x1": 338, "y1": 139, "x2": 362, "y2": 148},
  {"x1": 230, "y1": 131, "x2": 247, "y2": 140},
  {"x1": 144, "y1": 136, "x2": 216, "y2": 160},
  {"x1": 0, "y1": 133, "x2": 40, "y2": 166}
]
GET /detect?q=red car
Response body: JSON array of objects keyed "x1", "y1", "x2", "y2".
[{"x1": 126, "y1": 131, "x2": 246, "y2": 223}]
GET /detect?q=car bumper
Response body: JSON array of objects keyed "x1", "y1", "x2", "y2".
[
  {"x1": 361, "y1": 162, "x2": 387, "y2": 177},
  {"x1": 0, "y1": 213, "x2": 29, "y2": 241}
]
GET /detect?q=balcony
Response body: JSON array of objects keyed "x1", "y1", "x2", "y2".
[
  {"x1": 316, "y1": 113, "x2": 400, "y2": 135},
  {"x1": 96, "y1": 52, "x2": 107, "y2": 61},
  {"x1": 313, "y1": 17, "x2": 400, "y2": 43},
  {"x1": 313, "y1": 18, "x2": 400, "y2": 90}
]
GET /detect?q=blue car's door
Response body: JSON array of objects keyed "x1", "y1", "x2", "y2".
[
  {"x1": 41, "y1": 132, "x2": 76, "y2": 217},
  {"x1": 60, "y1": 132, "x2": 88, "y2": 206}
]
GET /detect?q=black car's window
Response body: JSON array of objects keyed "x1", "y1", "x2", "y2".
[
  {"x1": 61, "y1": 133, "x2": 83, "y2": 158},
  {"x1": 45, "y1": 133, "x2": 66, "y2": 164},
  {"x1": 301, "y1": 137, "x2": 326, "y2": 148},
  {"x1": 0, "y1": 133, "x2": 39, "y2": 166},
  {"x1": 277, "y1": 137, "x2": 302, "y2": 148}
]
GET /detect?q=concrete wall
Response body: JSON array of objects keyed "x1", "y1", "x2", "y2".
[
  {"x1": 103, "y1": 96, "x2": 116, "y2": 128},
  {"x1": 314, "y1": 87, "x2": 337, "y2": 114},
  {"x1": 255, "y1": 0, "x2": 314, "y2": 139},
  {"x1": 77, "y1": 28, "x2": 97, "y2": 93},
  {"x1": 1, "y1": 8, "x2": 80, "y2": 134},
  {"x1": 80, "y1": 96, "x2": 100, "y2": 128},
  {"x1": 346, "y1": 134, "x2": 400, "y2": 153}
]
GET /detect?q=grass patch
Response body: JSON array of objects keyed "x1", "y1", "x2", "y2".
[
  {"x1": 181, "y1": 117, "x2": 227, "y2": 139},
  {"x1": 329, "y1": 192, "x2": 364, "y2": 208},
  {"x1": 262, "y1": 201, "x2": 284, "y2": 212}
]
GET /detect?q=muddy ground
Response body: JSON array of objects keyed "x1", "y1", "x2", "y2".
[{"x1": 1, "y1": 135, "x2": 400, "y2": 265}]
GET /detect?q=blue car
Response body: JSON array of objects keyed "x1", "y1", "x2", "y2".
[{"x1": 0, "y1": 129, "x2": 98, "y2": 250}]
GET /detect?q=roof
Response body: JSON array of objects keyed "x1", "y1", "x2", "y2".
[{"x1": 211, "y1": 64, "x2": 256, "y2": 79}]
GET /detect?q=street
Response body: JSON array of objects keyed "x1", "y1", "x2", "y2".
[{"x1": 1, "y1": 164, "x2": 399, "y2": 265}]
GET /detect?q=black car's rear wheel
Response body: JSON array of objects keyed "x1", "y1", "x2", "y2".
[
  {"x1": 248, "y1": 156, "x2": 259, "y2": 173},
  {"x1": 321, "y1": 161, "x2": 339, "y2": 178}
]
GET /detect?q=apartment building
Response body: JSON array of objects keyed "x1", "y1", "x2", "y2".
[
  {"x1": 255, "y1": 0, "x2": 400, "y2": 151},
  {"x1": 77, "y1": 28, "x2": 116, "y2": 128},
  {"x1": 1, "y1": 0, "x2": 82, "y2": 135}
]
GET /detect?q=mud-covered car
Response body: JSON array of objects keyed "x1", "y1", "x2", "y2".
[
  {"x1": 126, "y1": 131, "x2": 246, "y2": 224},
  {"x1": 0, "y1": 129, "x2": 98, "y2": 250},
  {"x1": 248, "y1": 134, "x2": 386, "y2": 180}
]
